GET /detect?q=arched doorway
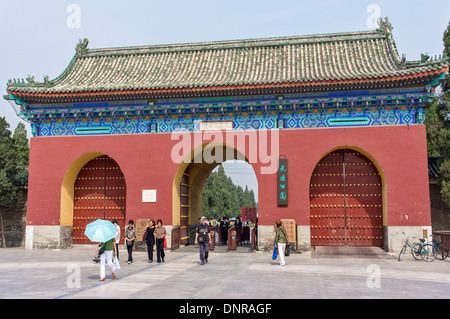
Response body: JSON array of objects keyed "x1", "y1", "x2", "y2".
[
  {"x1": 72, "y1": 155, "x2": 126, "y2": 244},
  {"x1": 310, "y1": 149, "x2": 383, "y2": 247},
  {"x1": 173, "y1": 142, "x2": 258, "y2": 247}
]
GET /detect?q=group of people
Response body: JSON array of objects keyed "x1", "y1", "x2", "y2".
[
  {"x1": 195, "y1": 217, "x2": 288, "y2": 266},
  {"x1": 193, "y1": 216, "x2": 248, "y2": 247},
  {"x1": 141, "y1": 219, "x2": 167, "y2": 264},
  {"x1": 96, "y1": 219, "x2": 167, "y2": 282},
  {"x1": 217, "y1": 216, "x2": 244, "y2": 246},
  {"x1": 96, "y1": 217, "x2": 289, "y2": 281}
]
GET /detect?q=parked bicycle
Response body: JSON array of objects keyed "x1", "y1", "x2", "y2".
[
  {"x1": 431, "y1": 236, "x2": 448, "y2": 260},
  {"x1": 419, "y1": 239, "x2": 437, "y2": 262},
  {"x1": 398, "y1": 232, "x2": 436, "y2": 262}
]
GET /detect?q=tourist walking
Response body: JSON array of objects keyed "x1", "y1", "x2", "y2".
[
  {"x1": 99, "y1": 237, "x2": 117, "y2": 281},
  {"x1": 195, "y1": 216, "x2": 212, "y2": 265},
  {"x1": 274, "y1": 220, "x2": 288, "y2": 266},
  {"x1": 144, "y1": 219, "x2": 156, "y2": 263},
  {"x1": 154, "y1": 219, "x2": 166, "y2": 263},
  {"x1": 124, "y1": 220, "x2": 136, "y2": 264}
]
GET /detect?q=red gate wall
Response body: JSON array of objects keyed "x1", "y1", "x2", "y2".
[{"x1": 26, "y1": 125, "x2": 431, "y2": 235}]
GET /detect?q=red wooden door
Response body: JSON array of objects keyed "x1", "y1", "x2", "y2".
[
  {"x1": 73, "y1": 156, "x2": 126, "y2": 244},
  {"x1": 310, "y1": 149, "x2": 383, "y2": 246}
]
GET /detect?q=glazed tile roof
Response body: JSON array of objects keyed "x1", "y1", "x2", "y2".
[{"x1": 6, "y1": 23, "x2": 448, "y2": 97}]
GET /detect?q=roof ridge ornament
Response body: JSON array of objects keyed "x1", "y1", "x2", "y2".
[
  {"x1": 400, "y1": 54, "x2": 406, "y2": 67},
  {"x1": 376, "y1": 17, "x2": 392, "y2": 36},
  {"x1": 26, "y1": 74, "x2": 35, "y2": 84},
  {"x1": 421, "y1": 53, "x2": 430, "y2": 63},
  {"x1": 76, "y1": 38, "x2": 89, "y2": 57}
]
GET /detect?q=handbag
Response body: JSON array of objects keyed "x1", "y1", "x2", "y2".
[
  {"x1": 285, "y1": 243, "x2": 290, "y2": 257},
  {"x1": 164, "y1": 237, "x2": 167, "y2": 248},
  {"x1": 98, "y1": 244, "x2": 105, "y2": 256},
  {"x1": 142, "y1": 229, "x2": 148, "y2": 241},
  {"x1": 112, "y1": 256, "x2": 120, "y2": 272},
  {"x1": 272, "y1": 247, "x2": 278, "y2": 260}
]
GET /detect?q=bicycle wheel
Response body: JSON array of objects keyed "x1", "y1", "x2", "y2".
[
  {"x1": 398, "y1": 244, "x2": 407, "y2": 261},
  {"x1": 411, "y1": 243, "x2": 423, "y2": 261},
  {"x1": 421, "y1": 244, "x2": 437, "y2": 262},
  {"x1": 433, "y1": 244, "x2": 449, "y2": 260}
]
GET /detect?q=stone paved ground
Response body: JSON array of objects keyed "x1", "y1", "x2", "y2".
[{"x1": 0, "y1": 246, "x2": 449, "y2": 301}]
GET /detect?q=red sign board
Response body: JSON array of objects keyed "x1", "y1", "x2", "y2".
[{"x1": 241, "y1": 207, "x2": 257, "y2": 223}]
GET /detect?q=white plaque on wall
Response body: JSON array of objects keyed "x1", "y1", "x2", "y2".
[{"x1": 142, "y1": 190, "x2": 156, "y2": 203}]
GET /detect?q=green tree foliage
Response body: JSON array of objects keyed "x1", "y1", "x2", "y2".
[
  {"x1": 0, "y1": 118, "x2": 29, "y2": 246},
  {"x1": 425, "y1": 21, "x2": 450, "y2": 206},
  {"x1": 0, "y1": 117, "x2": 21, "y2": 207},
  {"x1": 444, "y1": 20, "x2": 450, "y2": 59},
  {"x1": 202, "y1": 164, "x2": 256, "y2": 220},
  {"x1": 12, "y1": 122, "x2": 29, "y2": 167}
]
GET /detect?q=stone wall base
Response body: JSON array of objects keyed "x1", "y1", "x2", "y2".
[
  {"x1": 257, "y1": 225, "x2": 432, "y2": 254},
  {"x1": 25, "y1": 225, "x2": 72, "y2": 249},
  {"x1": 25, "y1": 224, "x2": 432, "y2": 254}
]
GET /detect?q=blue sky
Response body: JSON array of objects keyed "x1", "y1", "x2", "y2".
[{"x1": 1, "y1": 0, "x2": 449, "y2": 197}]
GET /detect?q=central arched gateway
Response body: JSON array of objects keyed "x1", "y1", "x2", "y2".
[
  {"x1": 310, "y1": 149, "x2": 383, "y2": 247},
  {"x1": 173, "y1": 142, "x2": 256, "y2": 246}
]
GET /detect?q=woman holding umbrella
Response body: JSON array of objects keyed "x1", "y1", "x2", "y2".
[
  {"x1": 84, "y1": 219, "x2": 119, "y2": 281},
  {"x1": 99, "y1": 237, "x2": 117, "y2": 281}
]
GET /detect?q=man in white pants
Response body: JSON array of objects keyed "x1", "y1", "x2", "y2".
[{"x1": 99, "y1": 238, "x2": 117, "y2": 281}]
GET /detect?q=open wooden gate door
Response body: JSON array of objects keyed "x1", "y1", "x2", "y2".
[
  {"x1": 73, "y1": 155, "x2": 126, "y2": 244},
  {"x1": 180, "y1": 167, "x2": 190, "y2": 245},
  {"x1": 310, "y1": 149, "x2": 383, "y2": 247}
]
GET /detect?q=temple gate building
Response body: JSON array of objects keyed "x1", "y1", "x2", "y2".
[{"x1": 4, "y1": 19, "x2": 448, "y2": 252}]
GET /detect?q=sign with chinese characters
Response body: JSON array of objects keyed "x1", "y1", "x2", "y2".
[
  {"x1": 142, "y1": 189, "x2": 156, "y2": 203},
  {"x1": 277, "y1": 158, "x2": 288, "y2": 206},
  {"x1": 281, "y1": 219, "x2": 296, "y2": 243}
]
